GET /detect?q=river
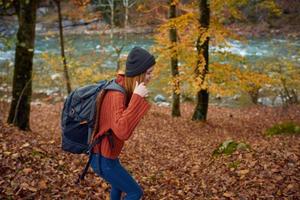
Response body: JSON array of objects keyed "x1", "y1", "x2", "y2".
[{"x1": 0, "y1": 33, "x2": 299, "y2": 106}]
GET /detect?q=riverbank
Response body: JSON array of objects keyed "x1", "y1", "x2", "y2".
[
  {"x1": 0, "y1": 15, "x2": 155, "y2": 37},
  {"x1": 39, "y1": 25, "x2": 155, "y2": 37},
  {"x1": 228, "y1": 22, "x2": 300, "y2": 39},
  {"x1": 1, "y1": 13, "x2": 300, "y2": 38}
]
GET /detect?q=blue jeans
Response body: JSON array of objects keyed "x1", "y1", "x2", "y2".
[{"x1": 90, "y1": 153, "x2": 143, "y2": 200}]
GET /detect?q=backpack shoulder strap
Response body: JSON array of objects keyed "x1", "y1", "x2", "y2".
[
  {"x1": 76, "y1": 129, "x2": 113, "y2": 185},
  {"x1": 90, "y1": 79, "x2": 126, "y2": 141},
  {"x1": 104, "y1": 79, "x2": 126, "y2": 95}
]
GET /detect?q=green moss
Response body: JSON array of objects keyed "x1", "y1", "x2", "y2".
[
  {"x1": 266, "y1": 122, "x2": 300, "y2": 136},
  {"x1": 213, "y1": 140, "x2": 250, "y2": 156}
]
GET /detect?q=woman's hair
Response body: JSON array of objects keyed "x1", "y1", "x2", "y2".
[
  {"x1": 91, "y1": 71, "x2": 146, "y2": 142},
  {"x1": 91, "y1": 90, "x2": 106, "y2": 142},
  {"x1": 124, "y1": 72, "x2": 146, "y2": 105}
]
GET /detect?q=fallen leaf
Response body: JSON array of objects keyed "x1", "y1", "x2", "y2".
[
  {"x1": 223, "y1": 191, "x2": 235, "y2": 197},
  {"x1": 238, "y1": 169, "x2": 249, "y2": 175},
  {"x1": 20, "y1": 182, "x2": 37, "y2": 192},
  {"x1": 1, "y1": 100, "x2": 300, "y2": 199},
  {"x1": 23, "y1": 168, "x2": 33, "y2": 174},
  {"x1": 11, "y1": 153, "x2": 19, "y2": 159},
  {"x1": 3, "y1": 151, "x2": 11, "y2": 156},
  {"x1": 21, "y1": 143, "x2": 30, "y2": 148},
  {"x1": 287, "y1": 184, "x2": 293, "y2": 190},
  {"x1": 20, "y1": 182, "x2": 29, "y2": 189},
  {"x1": 27, "y1": 186, "x2": 38, "y2": 192},
  {"x1": 38, "y1": 180, "x2": 47, "y2": 190}
]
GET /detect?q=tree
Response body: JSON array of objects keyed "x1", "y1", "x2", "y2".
[
  {"x1": 122, "y1": 0, "x2": 137, "y2": 39},
  {"x1": 169, "y1": 0, "x2": 181, "y2": 117},
  {"x1": 7, "y1": 0, "x2": 38, "y2": 130},
  {"x1": 0, "y1": 0, "x2": 15, "y2": 16},
  {"x1": 192, "y1": 0, "x2": 209, "y2": 121},
  {"x1": 237, "y1": 68, "x2": 272, "y2": 104},
  {"x1": 267, "y1": 58, "x2": 300, "y2": 105},
  {"x1": 112, "y1": 44, "x2": 124, "y2": 72},
  {"x1": 55, "y1": 0, "x2": 72, "y2": 94},
  {"x1": 239, "y1": 0, "x2": 281, "y2": 23},
  {"x1": 153, "y1": 0, "x2": 286, "y2": 119},
  {"x1": 106, "y1": 0, "x2": 115, "y2": 40}
]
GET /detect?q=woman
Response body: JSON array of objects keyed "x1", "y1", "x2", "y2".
[{"x1": 91, "y1": 46, "x2": 155, "y2": 200}]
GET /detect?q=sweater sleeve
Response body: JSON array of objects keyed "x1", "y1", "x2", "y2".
[{"x1": 110, "y1": 91, "x2": 150, "y2": 141}]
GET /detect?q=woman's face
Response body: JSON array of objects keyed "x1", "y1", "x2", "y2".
[{"x1": 144, "y1": 66, "x2": 154, "y2": 85}]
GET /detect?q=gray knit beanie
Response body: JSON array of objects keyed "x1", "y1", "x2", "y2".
[{"x1": 125, "y1": 47, "x2": 155, "y2": 77}]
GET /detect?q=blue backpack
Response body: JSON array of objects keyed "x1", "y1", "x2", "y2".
[{"x1": 61, "y1": 79, "x2": 126, "y2": 183}]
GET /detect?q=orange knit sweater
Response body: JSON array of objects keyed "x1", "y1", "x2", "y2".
[{"x1": 92, "y1": 74, "x2": 150, "y2": 159}]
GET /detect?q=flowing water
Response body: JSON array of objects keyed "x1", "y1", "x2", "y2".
[{"x1": 0, "y1": 33, "x2": 299, "y2": 106}]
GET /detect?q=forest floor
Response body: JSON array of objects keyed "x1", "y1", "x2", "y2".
[{"x1": 0, "y1": 101, "x2": 300, "y2": 199}]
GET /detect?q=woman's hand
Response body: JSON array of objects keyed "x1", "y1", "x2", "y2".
[{"x1": 133, "y1": 81, "x2": 149, "y2": 98}]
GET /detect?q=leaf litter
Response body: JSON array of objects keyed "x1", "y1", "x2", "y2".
[{"x1": 0, "y1": 101, "x2": 300, "y2": 199}]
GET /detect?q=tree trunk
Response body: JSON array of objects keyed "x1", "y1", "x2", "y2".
[
  {"x1": 56, "y1": 0, "x2": 72, "y2": 94},
  {"x1": 169, "y1": 0, "x2": 181, "y2": 117},
  {"x1": 124, "y1": 4, "x2": 128, "y2": 40},
  {"x1": 113, "y1": 45, "x2": 124, "y2": 72},
  {"x1": 123, "y1": 0, "x2": 137, "y2": 40},
  {"x1": 110, "y1": 0, "x2": 114, "y2": 41},
  {"x1": 7, "y1": 0, "x2": 38, "y2": 130},
  {"x1": 249, "y1": 87, "x2": 259, "y2": 104},
  {"x1": 192, "y1": 0, "x2": 210, "y2": 121}
]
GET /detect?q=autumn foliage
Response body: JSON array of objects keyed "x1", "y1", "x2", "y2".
[{"x1": 1, "y1": 0, "x2": 300, "y2": 199}]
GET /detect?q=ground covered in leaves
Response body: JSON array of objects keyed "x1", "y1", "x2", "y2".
[{"x1": 0, "y1": 101, "x2": 300, "y2": 199}]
